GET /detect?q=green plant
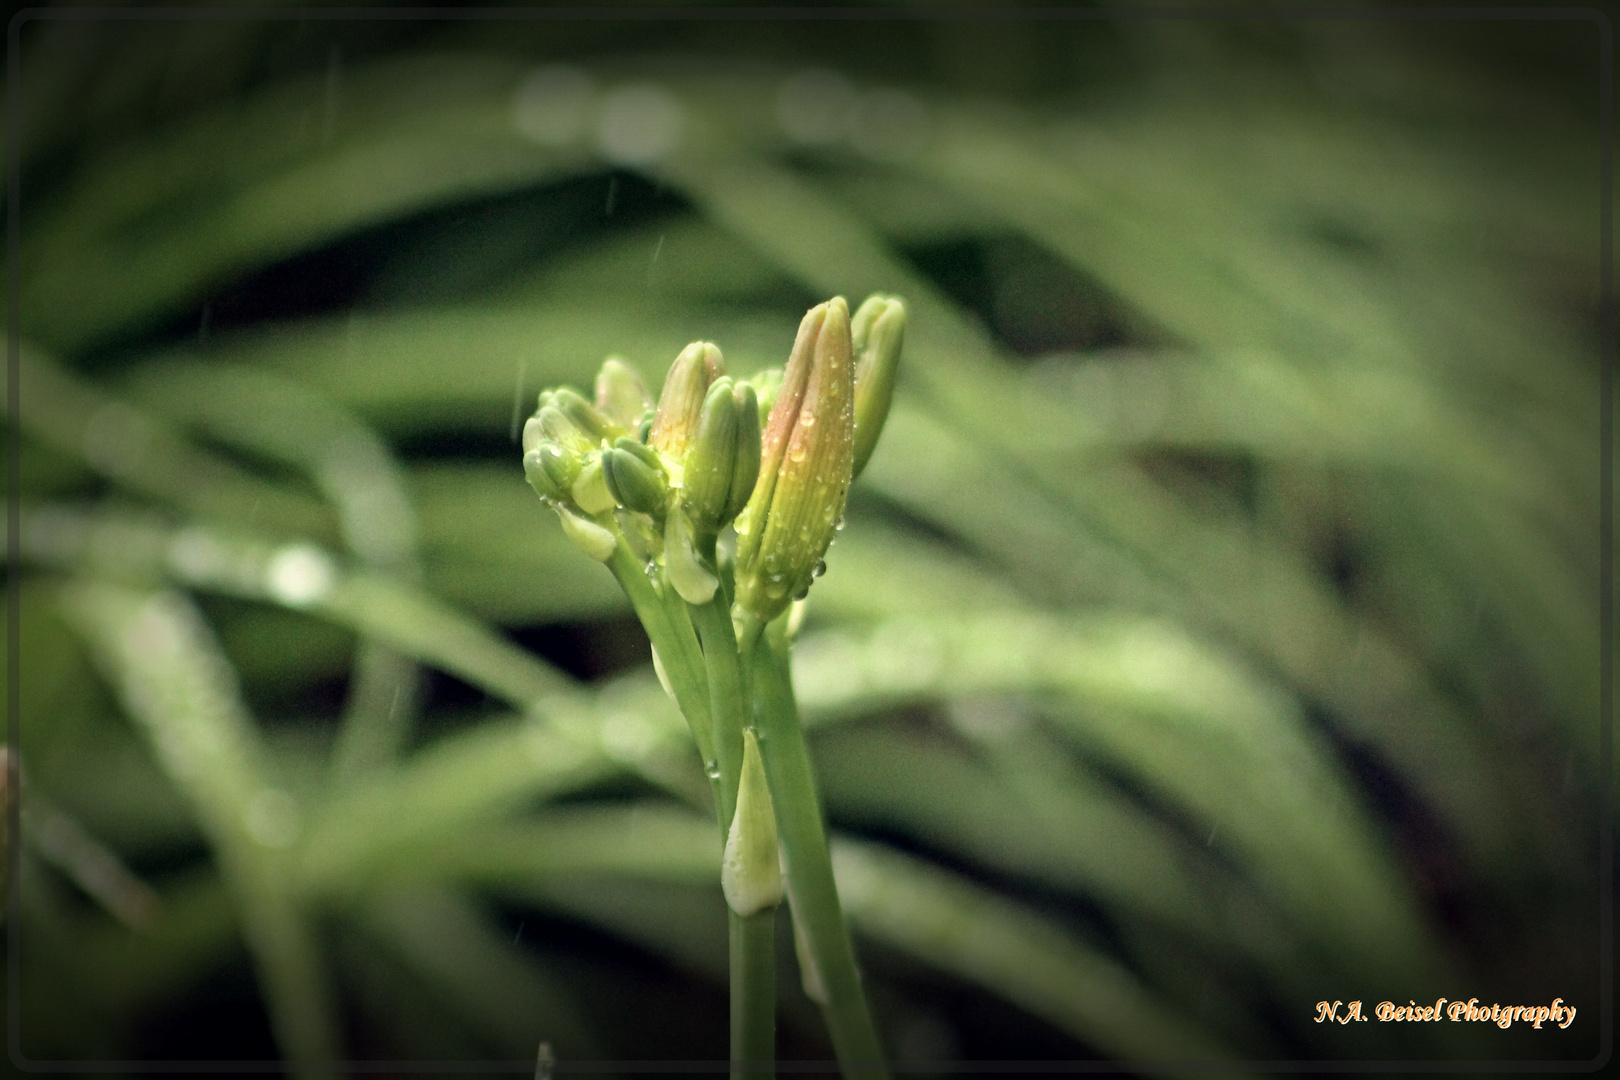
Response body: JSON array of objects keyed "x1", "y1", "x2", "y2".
[{"x1": 6, "y1": 9, "x2": 1601, "y2": 1075}]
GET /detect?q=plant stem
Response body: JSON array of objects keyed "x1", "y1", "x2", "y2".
[
  {"x1": 731, "y1": 909, "x2": 778, "y2": 1079},
  {"x1": 688, "y1": 595, "x2": 776, "y2": 1072},
  {"x1": 747, "y1": 617, "x2": 888, "y2": 1078},
  {"x1": 607, "y1": 539, "x2": 716, "y2": 772}
]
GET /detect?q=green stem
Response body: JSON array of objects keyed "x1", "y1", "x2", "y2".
[
  {"x1": 607, "y1": 538, "x2": 716, "y2": 772},
  {"x1": 747, "y1": 617, "x2": 887, "y2": 1078},
  {"x1": 688, "y1": 595, "x2": 775, "y2": 1072},
  {"x1": 731, "y1": 909, "x2": 778, "y2": 1079}
]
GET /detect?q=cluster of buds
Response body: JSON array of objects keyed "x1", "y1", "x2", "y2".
[{"x1": 521, "y1": 294, "x2": 905, "y2": 619}]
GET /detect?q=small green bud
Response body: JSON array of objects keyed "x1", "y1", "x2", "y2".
[
  {"x1": 850, "y1": 294, "x2": 905, "y2": 480},
  {"x1": 522, "y1": 448, "x2": 563, "y2": 501},
  {"x1": 521, "y1": 414, "x2": 547, "y2": 455},
  {"x1": 615, "y1": 507, "x2": 663, "y2": 566},
  {"x1": 664, "y1": 502, "x2": 719, "y2": 605},
  {"x1": 536, "y1": 403, "x2": 594, "y2": 455},
  {"x1": 570, "y1": 453, "x2": 617, "y2": 515},
  {"x1": 602, "y1": 437, "x2": 669, "y2": 515},
  {"x1": 681, "y1": 377, "x2": 761, "y2": 532},
  {"x1": 538, "y1": 443, "x2": 581, "y2": 492},
  {"x1": 595, "y1": 356, "x2": 653, "y2": 431},
  {"x1": 649, "y1": 341, "x2": 724, "y2": 464},
  {"x1": 555, "y1": 504, "x2": 617, "y2": 562},
  {"x1": 549, "y1": 386, "x2": 621, "y2": 446},
  {"x1": 734, "y1": 297, "x2": 855, "y2": 622},
  {"x1": 722, "y1": 728, "x2": 782, "y2": 917}
]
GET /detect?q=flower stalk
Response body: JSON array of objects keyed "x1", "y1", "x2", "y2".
[{"x1": 519, "y1": 295, "x2": 904, "y2": 1077}]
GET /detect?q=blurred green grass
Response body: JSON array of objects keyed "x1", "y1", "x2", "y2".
[{"x1": 5, "y1": 4, "x2": 1605, "y2": 1070}]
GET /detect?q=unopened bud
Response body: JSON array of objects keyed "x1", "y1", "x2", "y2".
[
  {"x1": 595, "y1": 356, "x2": 653, "y2": 431},
  {"x1": 570, "y1": 453, "x2": 617, "y2": 515},
  {"x1": 545, "y1": 387, "x2": 620, "y2": 446},
  {"x1": 681, "y1": 377, "x2": 761, "y2": 531},
  {"x1": 523, "y1": 449, "x2": 566, "y2": 502},
  {"x1": 649, "y1": 341, "x2": 724, "y2": 464},
  {"x1": 602, "y1": 437, "x2": 669, "y2": 515},
  {"x1": 722, "y1": 729, "x2": 782, "y2": 917},
  {"x1": 663, "y1": 503, "x2": 719, "y2": 605},
  {"x1": 555, "y1": 504, "x2": 617, "y2": 562},
  {"x1": 734, "y1": 298, "x2": 855, "y2": 621},
  {"x1": 850, "y1": 294, "x2": 904, "y2": 480}
]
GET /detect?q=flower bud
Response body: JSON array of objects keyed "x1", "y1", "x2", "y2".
[
  {"x1": 850, "y1": 294, "x2": 905, "y2": 480},
  {"x1": 521, "y1": 414, "x2": 547, "y2": 455},
  {"x1": 649, "y1": 341, "x2": 724, "y2": 465},
  {"x1": 664, "y1": 502, "x2": 719, "y2": 605},
  {"x1": 602, "y1": 437, "x2": 669, "y2": 515},
  {"x1": 595, "y1": 356, "x2": 653, "y2": 431},
  {"x1": 733, "y1": 297, "x2": 855, "y2": 621},
  {"x1": 555, "y1": 504, "x2": 617, "y2": 562},
  {"x1": 544, "y1": 387, "x2": 620, "y2": 447},
  {"x1": 523, "y1": 449, "x2": 565, "y2": 502},
  {"x1": 722, "y1": 728, "x2": 782, "y2": 917},
  {"x1": 681, "y1": 377, "x2": 761, "y2": 532},
  {"x1": 570, "y1": 453, "x2": 617, "y2": 515}
]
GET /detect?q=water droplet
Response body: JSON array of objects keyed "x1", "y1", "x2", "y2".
[
  {"x1": 789, "y1": 446, "x2": 807, "y2": 463},
  {"x1": 834, "y1": 517, "x2": 846, "y2": 531},
  {"x1": 704, "y1": 759, "x2": 722, "y2": 780},
  {"x1": 794, "y1": 584, "x2": 811, "y2": 600},
  {"x1": 812, "y1": 559, "x2": 826, "y2": 578},
  {"x1": 799, "y1": 409, "x2": 816, "y2": 427}
]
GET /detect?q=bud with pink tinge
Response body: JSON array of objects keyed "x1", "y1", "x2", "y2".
[{"x1": 733, "y1": 297, "x2": 855, "y2": 622}]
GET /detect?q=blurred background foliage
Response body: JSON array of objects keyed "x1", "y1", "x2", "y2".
[{"x1": 3, "y1": 0, "x2": 1606, "y2": 1070}]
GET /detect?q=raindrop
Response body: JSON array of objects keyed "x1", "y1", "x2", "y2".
[
  {"x1": 794, "y1": 584, "x2": 811, "y2": 600},
  {"x1": 704, "y1": 759, "x2": 722, "y2": 780},
  {"x1": 535, "y1": 1041, "x2": 555, "y2": 1080},
  {"x1": 812, "y1": 559, "x2": 826, "y2": 578},
  {"x1": 834, "y1": 517, "x2": 846, "y2": 531},
  {"x1": 789, "y1": 447, "x2": 806, "y2": 463}
]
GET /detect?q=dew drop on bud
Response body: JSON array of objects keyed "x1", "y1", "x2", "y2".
[{"x1": 812, "y1": 559, "x2": 826, "y2": 578}]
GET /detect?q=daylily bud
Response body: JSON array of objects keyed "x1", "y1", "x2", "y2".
[
  {"x1": 523, "y1": 449, "x2": 566, "y2": 502},
  {"x1": 733, "y1": 297, "x2": 855, "y2": 621},
  {"x1": 681, "y1": 377, "x2": 761, "y2": 532},
  {"x1": 555, "y1": 504, "x2": 617, "y2": 562},
  {"x1": 722, "y1": 728, "x2": 783, "y2": 917},
  {"x1": 595, "y1": 356, "x2": 653, "y2": 431},
  {"x1": 602, "y1": 437, "x2": 669, "y2": 515},
  {"x1": 546, "y1": 387, "x2": 620, "y2": 446},
  {"x1": 521, "y1": 414, "x2": 547, "y2": 455},
  {"x1": 570, "y1": 453, "x2": 617, "y2": 515},
  {"x1": 850, "y1": 294, "x2": 905, "y2": 480},
  {"x1": 649, "y1": 341, "x2": 724, "y2": 464},
  {"x1": 664, "y1": 502, "x2": 719, "y2": 605}
]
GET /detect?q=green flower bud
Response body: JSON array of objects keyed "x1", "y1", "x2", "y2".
[
  {"x1": 538, "y1": 443, "x2": 581, "y2": 493},
  {"x1": 850, "y1": 294, "x2": 905, "y2": 480},
  {"x1": 602, "y1": 437, "x2": 669, "y2": 515},
  {"x1": 595, "y1": 356, "x2": 653, "y2": 431},
  {"x1": 681, "y1": 377, "x2": 761, "y2": 532},
  {"x1": 570, "y1": 453, "x2": 617, "y2": 515},
  {"x1": 649, "y1": 341, "x2": 724, "y2": 465},
  {"x1": 664, "y1": 502, "x2": 719, "y2": 605},
  {"x1": 555, "y1": 504, "x2": 617, "y2": 562},
  {"x1": 523, "y1": 449, "x2": 566, "y2": 502},
  {"x1": 733, "y1": 297, "x2": 855, "y2": 621},
  {"x1": 546, "y1": 386, "x2": 621, "y2": 446},
  {"x1": 521, "y1": 414, "x2": 547, "y2": 455},
  {"x1": 722, "y1": 728, "x2": 782, "y2": 917},
  {"x1": 535, "y1": 403, "x2": 594, "y2": 455}
]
